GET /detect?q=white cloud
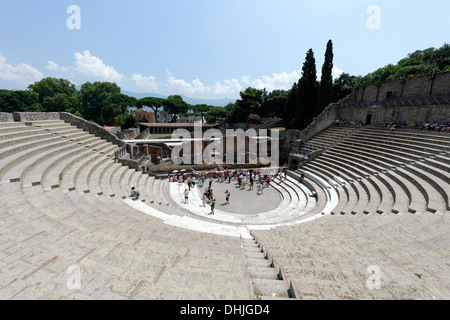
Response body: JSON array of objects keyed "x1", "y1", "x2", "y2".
[
  {"x1": 166, "y1": 69, "x2": 211, "y2": 96},
  {"x1": 0, "y1": 53, "x2": 44, "y2": 89},
  {"x1": 241, "y1": 76, "x2": 250, "y2": 85},
  {"x1": 165, "y1": 69, "x2": 244, "y2": 99},
  {"x1": 332, "y1": 65, "x2": 344, "y2": 79},
  {"x1": 249, "y1": 70, "x2": 302, "y2": 92},
  {"x1": 162, "y1": 65, "x2": 343, "y2": 99},
  {"x1": 46, "y1": 50, "x2": 124, "y2": 84},
  {"x1": 131, "y1": 73, "x2": 158, "y2": 92},
  {"x1": 213, "y1": 79, "x2": 242, "y2": 96}
]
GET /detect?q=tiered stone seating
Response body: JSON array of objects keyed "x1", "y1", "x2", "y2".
[
  {"x1": 251, "y1": 211, "x2": 450, "y2": 299},
  {"x1": 296, "y1": 126, "x2": 450, "y2": 216},
  {"x1": 305, "y1": 125, "x2": 358, "y2": 150},
  {"x1": 250, "y1": 125, "x2": 450, "y2": 299},
  {"x1": 2, "y1": 117, "x2": 448, "y2": 300},
  {"x1": 0, "y1": 120, "x2": 255, "y2": 300}
]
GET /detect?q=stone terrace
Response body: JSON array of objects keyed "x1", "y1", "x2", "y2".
[
  {"x1": 0, "y1": 116, "x2": 449, "y2": 300},
  {"x1": 253, "y1": 125, "x2": 450, "y2": 299}
]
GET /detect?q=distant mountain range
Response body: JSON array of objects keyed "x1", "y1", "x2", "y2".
[{"x1": 122, "y1": 90, "x2": 235, "y2": 107}]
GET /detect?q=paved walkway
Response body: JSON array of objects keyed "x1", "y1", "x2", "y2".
[{"x1": 194, "y1": 177, "x2": 282, "y2": 215}]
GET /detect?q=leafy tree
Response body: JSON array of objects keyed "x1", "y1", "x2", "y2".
[
  {"x1": 236, "y1": 87, "x2": 264, "y2": 116},
  {"x1": 162, "y1": 95, "x2": 189, "y2": 116},
  {"x1": 113, "y1": 114, "x2": 139, "y2": 128},
  {"x1": 224, "y1": 102, "x2": 246, "y2": 124},
  {"x1": 73, "y1": 111, "x2": 83, "y2": 118},
  {"x1": 207, "y1": 106, "x2": 227, "y2": 124},
  {"x1": 317, "y1": 40, "x2": 334, "y2": 114},
  {"x1": 136, "y1": 97, "x2": 164, "y2": 123},
  {"x1": 408, "y1": 43, "x2": 450, "y2": 71},
  {"x1": 0, "y1": 89, "x2": 41, "y2": 112},
  {"x1": 332, "y1": 73, "x2": 359, "y2": 102},
  {"x1": 113, "y1": 114, "x2": 127, "y2": 127},
  {"x1": 191, "y1": 104, "x2": 211, "y2": 123},
  {"x1": 78, "y1": 81, "x2": 121, "y2": 125},
  {"x1": 110, "y1": 93, "x2": 137, "y2": 115},
  {"x1": 28, "y1": 77, "x2": 79, "y2": 112},
  {"x1": 124, "y1": 114, "x2": 140, "y2": 128},
  {"x1": 362, "y1": 43, "x2": 449, "y2": 85},
  {"x1": 262, "y1": 89, "x2": 288, "y2": 118}
]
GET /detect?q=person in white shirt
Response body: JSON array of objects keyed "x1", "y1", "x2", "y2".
[{"x1": 184, "y1": 189, "x2": 189, "y2": 204}]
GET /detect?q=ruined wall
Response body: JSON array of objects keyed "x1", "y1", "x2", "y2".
[
  {"x1": 60, "y1": 112, "x2": 124, "y2": 147},
  {"x1": 352, "y1": 71, "x2": 450, "y2": 102},
  {"x1": 336, "y1": 104, "x2": 450, "y2": 126}
]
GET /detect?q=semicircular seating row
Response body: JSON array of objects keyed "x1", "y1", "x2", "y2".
[
  {"x1": 0, "y1": 120, "x2": 256, "y2": 300},
  {"x1": 250, "y1": 125, "x2": 450, "y2": 300},
  {"x1": 297, "y1": 126, "x2": 450, "y2": 216}
]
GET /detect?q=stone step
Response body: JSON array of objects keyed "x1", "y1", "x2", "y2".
[
  {"x1": 248, "y1": 265, "x2": 278, "y2": 280},
  {"x1": 251, "y1": 278, "x2": 290, "y2": 299}
]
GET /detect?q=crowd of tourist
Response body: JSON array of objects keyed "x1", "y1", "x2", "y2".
[
  {"x1": 383, "y1": 120, "x2": 450, "y2": 132},
  {"x1": 335, "y1": 119, "x2": 363, "y2": 126},
  {"x1": 169, "y1": 168, "x2": 289, "y2": 215}
]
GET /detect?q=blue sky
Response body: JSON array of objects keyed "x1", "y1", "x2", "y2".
[{"x1": 0, "y1": 0, "x2": 448, "y2": 100}]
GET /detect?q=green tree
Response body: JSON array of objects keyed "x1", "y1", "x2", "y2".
[
  {"x1": 283, "y1": 84, "x2": 299, "y2": 128},
  {"x1": 332, "y1": 73, "x2": 359, "y2": 102},
  {"x1": 236, "y1": 87, "x2": 264, "y2": 116},
  {"x1": 136, "y1": 97, "x2": 164, "y2": 123},
  {"x1": 207, "y1": 106, "x2": 227, "y2": 124},
  {"x1": 408, "y1": 43, "x2": 450, "y2": 71},
  {"x1": 191, "y1": 104, "x2": 210, "y2": 123},
  {"x1": 296, "y1": 48, "x2": 318, "y2": 128},
  {"x1": 224, "y1": 102, "x2": 247, "y2": 124},
  {"x1": 362, "y1": 43, "x2": 449, "y2": 85},
  {"x1": 110, "y1": 93, "x2": 137, "y2": 115},
  {"x1": 124, "y1": 114, "x2": 140, "y2": 128},
  {"x1": 162, "y1": 95, "x2": 189, "y2": 116},
  {"x1": 317, "y1": 40, "x2": 334, "y2": 114},
  {"x1": 0, "y1": 89, "x2": 41, "y2": 112},
  {"x1": 28, "y1": 77, "x2": 79, "y2": 112},
  {"x1": 78, "y1": 81, "x2": 121, "y2": 125},
  {"x1": 262, "y1": 89, "x2": 288, "y2": 118}
]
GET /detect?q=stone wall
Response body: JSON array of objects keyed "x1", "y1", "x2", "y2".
[
  {"x1": 351, "y1": 71, "x2": 450, "y2": 102},
  {"x1": 59, "y1": 112, "x2": 124, "y2": 147},
  {"x1": 135, "y1": 127, "x2": 150, "y2": 140},
  {"x1": 0, "y1": 113, "x2": 13, "y2": 122},
  {"x1": 298, "y1": 103, "x2": 339, "y2": 142},
  {"x1": 12, "y1": 112, "x2": 60, "y2": 122},
  {"x1": 336, "y1": 104, "x2": 450, "y2": 126},
  {"x1": 280, "y1": 71, "x2": 450, "y2": 161}
]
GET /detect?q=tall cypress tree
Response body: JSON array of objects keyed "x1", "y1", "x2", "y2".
[
  {"x1": 317, "y1": 40, "x2": 334, "y2": 114},
  {"x1": 284, "y1": 82, "x2": 299, "y2": 128},
  {"x1": 297, "y1": 48, "x2": 318, "y2": 129}
]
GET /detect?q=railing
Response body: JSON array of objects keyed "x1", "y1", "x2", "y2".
[
  {"x1": 114, "y1": 144, "x2": 127, "y2": 160},
  {"x1": 138, "y1": 155, "x2": 147, "y2": 167}
]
